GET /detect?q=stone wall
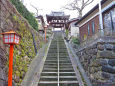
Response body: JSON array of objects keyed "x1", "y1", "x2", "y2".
[
  {"x1": 76, "y1": 37, "x2": 115, "y2": 86},
  {"x1": 0, "y1": 0, "x2": 44, "y2": 86}
]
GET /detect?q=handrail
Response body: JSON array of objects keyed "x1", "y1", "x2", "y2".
[{"x1": 57, "y1": 36, "x2": 59, "y2": 86}]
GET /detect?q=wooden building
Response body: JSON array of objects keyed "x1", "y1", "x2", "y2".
[
  {"x1": 75, "y1": 0, "x2": 115, "y2": 42},
  {"x1": 46, "y1": 12, "x2": 70, "y2": 30},
  {"x1": 36, "y1": 15, "x2": 45, "y2": 33}
]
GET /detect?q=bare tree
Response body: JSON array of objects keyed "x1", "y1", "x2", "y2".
[
  {"x1": 63, "y1": 0, "x2": 94, "y2": 18},
  {"x1": 30, "y1": 4, "x2": 42, "y2": 17},
  {"x1": 20, "y1": 0, "x2": 24, "y2": 3}
]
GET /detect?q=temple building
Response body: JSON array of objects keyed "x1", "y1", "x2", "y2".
[{"x1": 46, "y1": 12, "x2": 70, "y2": 31}]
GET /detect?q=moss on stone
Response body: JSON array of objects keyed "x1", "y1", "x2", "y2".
[{"x1": 8, "y1": 15, "x2": 44, "y2": 86}]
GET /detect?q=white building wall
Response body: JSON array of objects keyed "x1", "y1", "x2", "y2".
[
  {"x1": 70, "y1": 22, "x2": 79, "y2": 37},
  {"x1": 71, "y1": 27, "x2": 79, "y2": 37}
]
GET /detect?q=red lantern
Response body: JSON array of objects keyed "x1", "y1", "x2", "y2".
[
  {"x1": 2, "y1": 31, "x2": 20, "y2": 44},
  {"x1": 1, "y1": 30, "x2": 20, "y2": 86}
]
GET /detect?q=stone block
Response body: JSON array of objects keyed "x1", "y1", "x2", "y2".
[
  {"x1": 102, "y1": 72, "x2": 111, "y2": 79},
  {"x1": 102, "y1": 65, "x2": 115, "y2": 74},
  {"x1": 108, "y1": 59, "x2": 115, "y2": 66},
  {"x1": 97, "y1": 50, "x2": 115, "y2": 59},
  {"x1": 93, "y1": 71, "x2": 104, "y2": 80},
  {"x1": 92, "y1": 49, "x2": 97, "y2": 55},
  {"x1": 100, "y1": 59, "x2": 108, "y2": 66},
  {"x1": 113, "y1": 46, "x2": 115, "y2": 52},
  {"x1": 90, "y1": 59, "x2": 101, "y2": 67},
  {"x1": 90, "y1": 59, "x2": 108, "y2": 67},
  {"x1": 90, "y1": 67, "x2": 101, "y2": 73},
  {"x1": 105, "y1": 44, "x2": 114, "y2": 50},
  {"x1": 97, "y1": 44, "x2": 105, "y2": 51},
  {"x1": 93, "y1": 81, "x2": 115, "y2": 86}
]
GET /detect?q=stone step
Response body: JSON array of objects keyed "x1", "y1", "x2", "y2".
[
  {"x1": 43, "y1": 66, "x2": 58, "y2": 69},
  {"x1": 40, "y1": 77, "x2": 57, "y2": 81},
  {"x1": 42, "y1": 69, "x2": 58, "y2": 72},
  {"x1": 59, "y1": 76, "x2": 77, "y2": 78},
  {"x1": 59, "y1": 65, "x2": 73, "y2": 67},
  {"x1": 41, "y1": 72, "x2": 58, "y2": 76},
  {"x1": 59, "y1": 77, "x2": 77, "y2": 81},
  {"x1": 59, "y1": 55, "x2": 69, "y2": 58},
  {"x1": 59, "y1": 61, "x2": 71, "y2": 63},
  {"x1": 46, "y1": 59, "x2": 57, "y2": 61},
  {"x1": 47, "y1": 55, "x2": 57, "y2": 57},
  {"x1": 59, "y1": 72, "x2": 76, "y2": 76},
  {"x1": 60, "y1": 64, "x2": 72, "y2": 66},
  {"x1": 44, "y1": 62, "x2": 57, "y2": 64},
  {"x1": 44, "y1": 65, "x2": 58, "y2": 68},
  {"x1": 59, "y1": 58, "x2": 70, "y2": 60},
  {"x1": 45, "y1": 61, "x2": 58, "y2": 63},
  {"x1": 59, "y1": 63, "x2": 72, "y2": 65},
  {"x1": 43, "y1": 68, "x2": 57, "y2": 70},
  {"x1": 38, "y1": 81, "x2": 57, "y2": 86},
  {"x1": 59, "y1": 81, "x2": 79, "y2": 86},
  {"x1": 59, "y1": 68, "x2": 74, "y2": 70},
  {"x1": 59, "y1": 70, "x2": 74, "y2": 72},
  {"x1": 38, "y1": 83, "x2": 57, "y2": 86},
  {"x1": 44, "y1": 64, "x2": 58, "y2": 66},
  {"x1": 46, "y1": 58, "x2": 57, "y2": 59},
  {"x1": 59, "y1": 56, "x2": 69, "y2": 57}
]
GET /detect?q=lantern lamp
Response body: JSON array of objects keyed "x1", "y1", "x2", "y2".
[
  {"x1": 1, "y1": 30, "x2": 20, "y2": 86},
  {"x1": 2, "y1": 31, "x2": 20, "y2": 44}
]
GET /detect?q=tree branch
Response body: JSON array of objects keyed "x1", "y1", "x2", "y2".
[
  {"x1": 83, "y1": 0, "x2": 94, "y2": 8},
  {"x1": 30, "y1": 4, "x2": 43, "y2": 17},
  {"x1": 63, "y1": 0, "x2": 94, "y2": 18}
]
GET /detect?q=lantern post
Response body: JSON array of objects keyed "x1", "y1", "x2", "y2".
[
  {"x1": 1, "y1": 31, "x2": 20, "y2": 86},
  {"x1": 44, "y1": 25, "x2": 47, "y2": 42}
]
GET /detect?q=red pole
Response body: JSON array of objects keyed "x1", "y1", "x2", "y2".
[
  {"x1": 8, "y1": 44, "x2": 14, "y2": 86},
  {"x1": 45, "y1": 28, "x2": 46, "y2": 42}
]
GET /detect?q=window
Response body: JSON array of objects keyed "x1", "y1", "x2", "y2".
[
  {"x1": 92, "y1": 21, "x2": 95, "y2": 34},
  {"x1": 88, "y1": 24, "x2": 90, "y2": 35}
]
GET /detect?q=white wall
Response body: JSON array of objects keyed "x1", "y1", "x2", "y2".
[
  {"x1": 70, "y1": 22, "x2": 79, "y2": 37},
  {"x1": 71, "y1": 27, "x2": 79, "y2": 37}
]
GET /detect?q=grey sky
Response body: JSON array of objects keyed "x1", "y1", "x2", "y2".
[{"x1": 23, "y1": 0, "x2": 99, "y2": 19}]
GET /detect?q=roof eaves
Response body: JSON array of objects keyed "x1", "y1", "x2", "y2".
[{"x1": 75, "y1": 0, "x2": 107, "y2": 25}]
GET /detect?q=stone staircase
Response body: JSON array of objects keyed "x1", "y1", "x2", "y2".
[{"x1": 38, "y1": 32, "x2": 79, "y2": 86}]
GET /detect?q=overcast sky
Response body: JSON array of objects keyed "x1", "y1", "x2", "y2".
[{"x1": 23, "y1": 0, "x2": 99, "y2": 20}]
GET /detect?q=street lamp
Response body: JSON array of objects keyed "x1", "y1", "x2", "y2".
[
  {"x1": 1, "y1": 30, "x2": 20, "y2": 86},
  {"x1": 44, "y1": 25, "x2": 47, "y2": 42}
]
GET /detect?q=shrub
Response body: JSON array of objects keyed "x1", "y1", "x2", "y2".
[
  {"x1": 65, "y1": 29, "x2": 69, "y2": 37},
  {"x1": 10, "y1": 0, "x2": 38, "y2": 31},
  {"x1": 72, "y1": 37, "x2": 80, "y2": 45}
]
